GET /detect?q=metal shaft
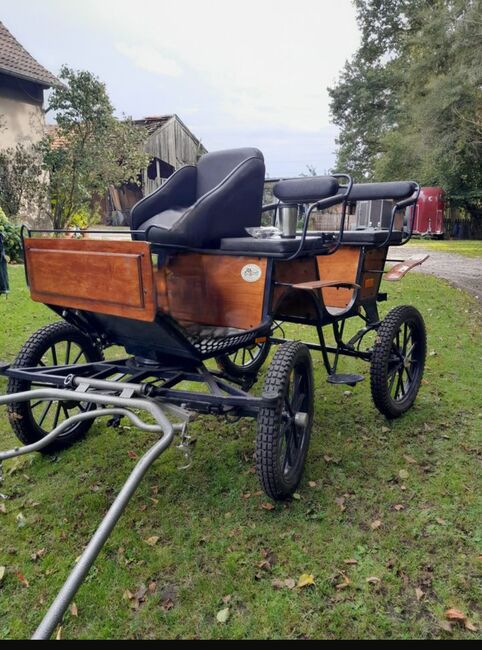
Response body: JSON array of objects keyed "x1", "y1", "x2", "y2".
[
  {"x1": 0, "y1": 381, "x2": 179, "y2": 640},
  {"x1": 32, "y1": 424, "x2": 176, "y2": 640}
]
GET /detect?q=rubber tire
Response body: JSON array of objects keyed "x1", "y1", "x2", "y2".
[
  {"x1": 7, "y1": 322, "x2": 103, "y2": 453},
  {"x1": 370, "y1": 305, "x2": 426, "y2": 419},
  {"x1": 216, "y1": 341, "x2": 271, "y2": 379},
  {"x1": 256, "y1": 341, "x2": 314, "y2": 501}
]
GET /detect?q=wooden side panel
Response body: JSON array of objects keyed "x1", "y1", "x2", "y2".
[
  {"x1": 360, "y1": 248, "x2": 387, "y2": 300},
  {"x1": 25, "y1": 238, "x2": 157, "y2": 322},
  {"x1": 316, "y1": 247, "x2": 360, "y2": 308},
  {"x1": 162, "y1": 254, "x2": 268, "y2": 330},
  {"x1": 272, "y1": 258, "x2": 319, "y2": 320}
]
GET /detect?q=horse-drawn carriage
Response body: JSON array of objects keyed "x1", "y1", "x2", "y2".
[{"x1": 0, "y1": 148, "x2": 428, "y2": 638}]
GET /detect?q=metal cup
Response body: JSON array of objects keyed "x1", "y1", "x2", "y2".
[{"x1": 278, "y1": 205, "x2": 298, "y2": 238}]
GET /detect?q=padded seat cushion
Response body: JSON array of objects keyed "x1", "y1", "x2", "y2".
[{"x1": 220, "y1": 229, "x2": 403, "y2": 256}]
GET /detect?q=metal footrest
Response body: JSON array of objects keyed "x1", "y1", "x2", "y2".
[{"x1": 327, "y1": 373, "x2": 365, "y2": 387}]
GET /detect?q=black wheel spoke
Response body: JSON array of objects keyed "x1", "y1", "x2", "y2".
[
  {"x1": 52, "y1": 402, "x2": 62, "y2": 429},
  {"x1": 405, "y1": 365, "x2": 414, "y2": 383},
  {"x1": 51, "y1": 345, "x2": 58, "y2": 367},
  {"x1": 293, "y1": 391, "x2": 306, "y2": 415},
  {"x1": 72, "y1": 349, "x2": 84, "y2": 365},
  {"x1": 65, "y1": 340, "x2": 72, "y2": 365},
  {"x1": 38, "y1": 401, "x2": 53, "y2": 428}
]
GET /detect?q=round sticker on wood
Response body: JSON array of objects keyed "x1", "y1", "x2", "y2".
[{"x1": 241, "y1": 264, "x2": 262, "y2": 283}]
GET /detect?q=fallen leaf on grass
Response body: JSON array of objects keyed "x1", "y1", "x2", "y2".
[
  {"x1": 0, "y1": 566, "x2": 5, "y2": 585},
  {"x1": 371, "y1": 520, "x2": 382, "y2": 531},
  {"x1": 297, "y1": 574, "x2": 315, "y2": 589},
  {"x1": 0, "y1": 503, "x2": 6, "y2": 514},
  {"x1": 366, "y1": 577, "x2": 381, "y2": 585},
  {"x1": 145, "y1": 536, "x2": 160, "y2": 547},
  {"x1": 436, "y1": 518, "x2": 447, "y2": 526},
  {"x1": 216, "y1": 608, "x2": 230, "y2": 624},
  {"x1": 335, "y1": 573, "x2": 351, "y2": 590},
  {"x1": 445, "y1": 608, "x2": 467, "y2": 623},
  {"x1": 31, "y1": 548, "x2": 46, "y2": 562},
  {"x1": 261, "y1": 503, "x2": 275, "y2": 512},
  {"x1": 335, "y1": 497, "x2": 346, "y2": 513},
  {"x1": 56, "y1": 626, "x2": 62, "y2": 640},
  {"x1": 404, "y1": 455, "x2": 417, "y2": 465},
  {"x1": 16, "y1": 572, "x2": 29, "y2": 588},
  {"x1": 399, "y1": 470, "x2": 409, "y2": 480},
  {"x1": 344, "y1": 559, "x2": 358, "y2": 566},
  {"x1": 70, "y1": 602, "x2": 78, "y2": 617},
  {"x1": 127, "y1": 451, "x2": 138, "y2": 460},
  {"x1": 394, "y1": 504, "x2": 405, "y2": 512},
  {"x1": 285, "y1": 578, "x2": 296, "y2": 590},
  {"x1": 444, "y1": 608, "x2": 477, "y2": 631},
  {"x1": 415, "y1": 588, "x2": 425, "y2": 602},
  {"x1": 308, "y1": 481, "x2": 318, "y2": 489},
  {"x1": 16, "y1": 513, "x2": 27, "y2": 529}
]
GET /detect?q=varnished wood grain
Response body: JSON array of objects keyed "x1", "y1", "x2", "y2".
[
  {"x1": 316, "y1": 247, "x2": 361, "y2": 308},
  {"x1": 162, "y1": 254, "x2": 268, "y2": 330},
  {"x1": 272, "y1": 258, "x2": 320, "y2": 320},
  {"x1": 360, "y1": 248, "x2": 388, "y2": 300},
  {"x1": 25, "y1": 238, "x2": 157, "y2": 322}
]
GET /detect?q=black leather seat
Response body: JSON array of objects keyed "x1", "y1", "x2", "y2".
[
  {"x1": 220, "y1": 229, "x2": 403, "y2": 257},
  {"x1": 131, "y1": 148, "x2": 265, "y2": 248}
]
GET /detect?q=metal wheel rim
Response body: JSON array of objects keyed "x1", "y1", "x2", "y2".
[{"x1": 226, "y1": 342, "x2": 266, "y2": 370}]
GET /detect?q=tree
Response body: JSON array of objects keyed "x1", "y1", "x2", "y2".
[
  {"x1": 0, "y1": 144, "x2": 45, "y2": 219},
  {"x1": 328, "y1": 1, "x2": 482, "y2": 217},
  {"x1": 41, "y1": 66, "x2": 149, "y2": 229}
]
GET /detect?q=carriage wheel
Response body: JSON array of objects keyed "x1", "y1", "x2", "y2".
[
  {"x1": 216, "y1": 340, "x2": 271, "y2": 378},
  {"x1": 7, "y1": 322, "x2": 103, "y2": 454},
  {"x1": 370, "y1": 306, "x2": 426, "y2": 419},
  {"x1": 256, "y1": 341, "x2": 314, "y2": 501}
]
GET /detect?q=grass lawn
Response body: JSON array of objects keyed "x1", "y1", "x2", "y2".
[
  {"x1": 406, "y1": 239, "x2": 482, "y2": 259},
  {"x1": 0, "y1": 265, "x2": 480, "y2": 640}
]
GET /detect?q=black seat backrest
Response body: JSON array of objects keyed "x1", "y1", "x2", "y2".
[{"x1": 131, "y1": 147, "x2": 266, "y2": 248}]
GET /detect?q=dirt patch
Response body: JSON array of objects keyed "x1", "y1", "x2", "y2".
[{"x1": 390, "y1": 246, "x2": 481, "y2": 303}]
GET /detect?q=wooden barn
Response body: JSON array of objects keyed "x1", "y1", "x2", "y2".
[{"x1": 105, "y1": 115, "x2": 207, "y2": 225}]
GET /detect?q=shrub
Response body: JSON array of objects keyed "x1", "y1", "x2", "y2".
[{"x1": 0, "y1": 208, "x2": 22, "y2": 263}]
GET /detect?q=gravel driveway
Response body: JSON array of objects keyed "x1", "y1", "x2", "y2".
[{"x1": 390, "y1": 245, "x2": 481, "y2": 302}]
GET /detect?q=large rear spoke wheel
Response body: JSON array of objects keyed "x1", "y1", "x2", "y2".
[{"x1": 7, "y1": 322, "x2": 103, "y2": 453}]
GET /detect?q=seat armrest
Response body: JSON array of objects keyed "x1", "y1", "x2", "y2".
[
  {"x1": 345, "y1": 182, "x2": 418, "y2": 202},
  {"x1": 131, "y1": 165, "x2": 197, "y2": 231},
  {"x1": 273, "y1": 176, "x2": 339, "y2": 204}
]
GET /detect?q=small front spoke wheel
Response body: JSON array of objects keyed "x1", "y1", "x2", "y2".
[
  {"x1": 7, "y1": 322, "x2": 104, "y2": 453},
  {"x1": 256, "y1": 342, "x2": 314, "y2": 501},
  {"x1": 370, "y1": 306, "x2": 426, "y2": 419},
  {"x1": 216, "y1": 340, "x2": 271, "y2": 379}
]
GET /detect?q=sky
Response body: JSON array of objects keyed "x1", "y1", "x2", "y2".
[{"x1": 1, "y1": 0, "x2": 360, "y2": 177}]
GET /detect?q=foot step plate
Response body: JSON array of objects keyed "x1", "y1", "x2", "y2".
[{"x1": 327, "y1": 373, "x2": 365, "y2": 387}]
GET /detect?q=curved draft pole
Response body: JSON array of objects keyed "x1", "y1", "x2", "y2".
[{"x1": 0, "y1": 387, "x2": 181, "y2": 641}]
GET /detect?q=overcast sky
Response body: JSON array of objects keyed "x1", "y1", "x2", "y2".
[{"x1": 1, "y1": 0, "x2": 360, "y2": 177}]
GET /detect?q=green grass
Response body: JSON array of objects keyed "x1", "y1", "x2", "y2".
[
  {"x1": 406, "y1": 239, "x2": 482, "y2": 259},
  {"x1": 0, "y1": 266, "x2": 480, "y2": 640}
]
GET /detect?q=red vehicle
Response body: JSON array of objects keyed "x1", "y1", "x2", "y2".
[{"x1": 409, "y1": 187, "x2": 445, "y2": 238}]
